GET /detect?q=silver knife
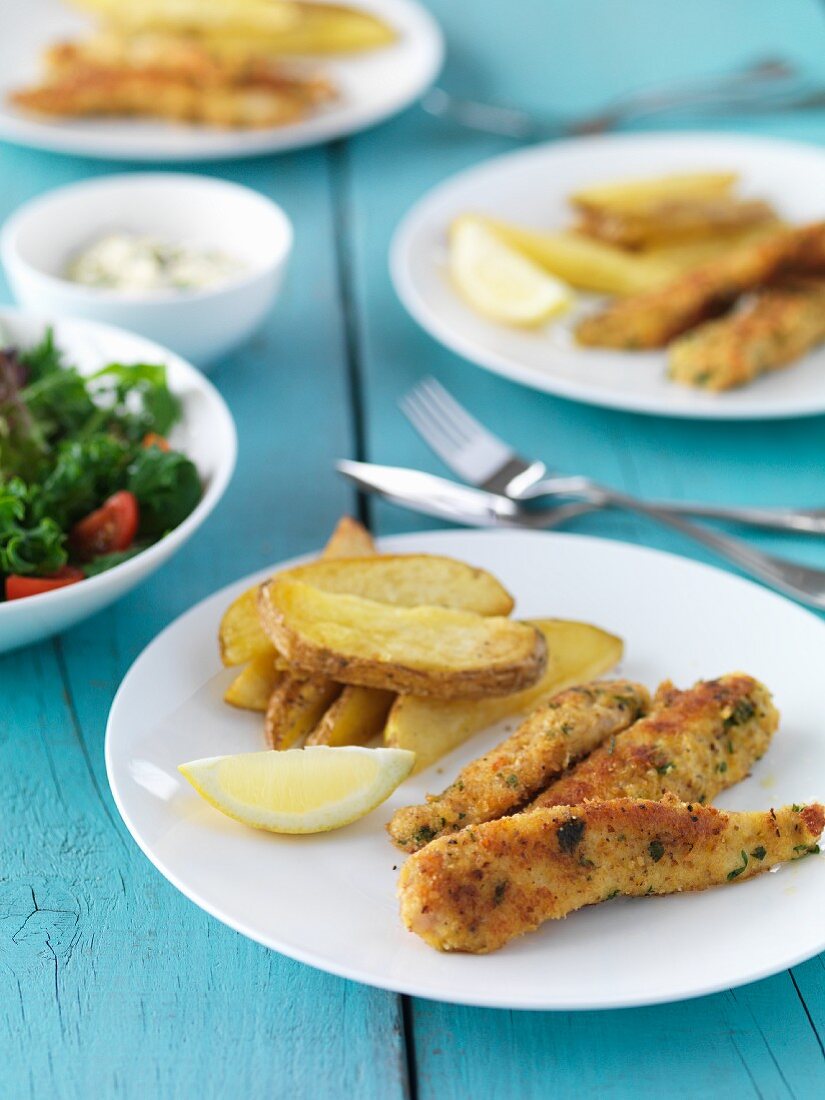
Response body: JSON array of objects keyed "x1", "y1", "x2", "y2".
[{"x1": 336, "y1": 459, "x2": 591, "y2": 529}]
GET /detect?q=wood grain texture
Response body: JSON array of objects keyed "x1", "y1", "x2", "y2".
[
  {"x1": 1, "y1": 0, "x2": 825, "y2": 1095},
  {"x1": 347, "y1": 0, "x2": 825, "y2": 1095},
  {"x1": 0, "y1": 146, "x2": 407, "y2": 1099}
]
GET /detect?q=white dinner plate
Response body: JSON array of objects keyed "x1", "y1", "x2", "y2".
[
  {"x1": 106, "y1": 529, "x2": 825, "y2": 1010},
  {"x1": 0, "y1": 0, "x2": 443, "y2": 161},
  {"x1": 391, "y1": 132, "x2": 825, "y2": 420}
]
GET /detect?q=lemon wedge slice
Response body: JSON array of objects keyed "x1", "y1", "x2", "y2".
[
  {"x1": 449, "y1": 215, "x2": 573, "y2": 327},
  {"x1": 179, "y1": 746, "x2": 415, "y2": 834}
]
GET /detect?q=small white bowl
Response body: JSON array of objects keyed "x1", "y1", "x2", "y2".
[
  {"x1": 0, "y1": 308, "x2": 237, "y2": 654},
  {"x1": 1, "y1": 173, "x2": 292, "y2": 370}
]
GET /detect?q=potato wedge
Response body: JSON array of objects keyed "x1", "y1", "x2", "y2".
[
  {"x1": 219, "y1": 588, "x2": 275, "y2": 668},
  {"x1": 69, "y1": 0, "x2": 396, "y2": 54},
  {"x1": 68, "y1": 0, "x2": 302, "y2": 33},
  {"x1": 260, "y1": 579, "x2": 547, "y2": 699},
  {"x1": 271, "y1": 555, "x2": 514, "y2": 616},
  {"x1": 219, "y1": 516, "x2": 375, "y2": 667},
  {"x1": 480, "y1": 219, "x2": 673, "y2": 295},
  {"x1": 264, "y1": 675, "x2": 343, "y2": 750},
  {"x1": 257, "y1": 518, "x2": 378, "y2": 743},
  {"x1": 224, "y1": 651, "x2": 284, "y2": 712},
  {"x1": 577, "y1": 198, "x2": 777, "y2": 250},
  {"x1": 384, "y1": 619, "x2": 623, "y2": 772},
  {"x1": 639, "y1": 223, "x2": 785, "y2": 273},
  {"x1": 570, "y1": 172, "x2": 737, "y2": 214},
  {"x1": 323, "y1": 515, "x2": 378, "y2": 559},
  {"x1": 306, "y1": 686, "x2": 395, "y2": 747}
]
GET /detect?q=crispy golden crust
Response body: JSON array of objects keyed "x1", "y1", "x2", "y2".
[
  {"x1": 574, "y1": 224, "x2": 825, "y2": 350},
  {"x1": 387, "y1": 680, "x2": 650, "y2": 851},
  {"x1": 788, "y1": 221, "x2": 825, "y2": 275},
  {"x1": 531, "y1": 673, "x2": 777, "y2": 810},
  {"x1": 12, "y1": 68, "x2": 333, "y2": 128},
  {"x1": 12, "y1": 32, "x2": 335, "y2": 129},
  {"x1": 668, "y1": 278, "x2": 825, "y2": 391},
  {"x1": 398, "y1": 798, "x2": 824, "y2": 952}
]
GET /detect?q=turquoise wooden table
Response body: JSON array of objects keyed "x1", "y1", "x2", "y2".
[{"x1": 2, "y1": 2, "x2": 825, "y2": 1096}]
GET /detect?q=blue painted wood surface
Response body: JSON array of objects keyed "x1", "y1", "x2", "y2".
[{"x1": 1, "y1": 1, "x2": 825, "y2": 1096}]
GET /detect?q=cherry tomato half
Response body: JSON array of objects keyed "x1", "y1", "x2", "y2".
[
  {"x1": 6, "y1": 566, "x2": 85, "y2": 601},
  {"x1": 142, "y1": 433, "x2": 170, "y2": 451},
  {"x1": 69, "y1": 490, "x2": 140, "y2": 561}
]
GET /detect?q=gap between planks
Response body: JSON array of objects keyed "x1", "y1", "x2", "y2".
[{"x1": 328, "y1": 138, "x2": 373, "y2": 532}]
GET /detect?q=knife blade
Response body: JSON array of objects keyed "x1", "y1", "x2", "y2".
[{"x1": 336, "y1": 459, "x2": 531, "y2": 527}]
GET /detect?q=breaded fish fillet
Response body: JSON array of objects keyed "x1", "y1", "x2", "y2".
[
  {"x1": 574, "y1": 223, "x2": 825, "y2": 350},
  {"x1": 398, "y1": 798, "x2": 824, "y2": 952},
  {"x1": 11, "y1": 40, "x2": 334, "y2": 129},
  {"x1": 387, "y1": 680, "x2": 650, "y2": 852},
  {"x1": 530, "y1": 673, "x2": 777, "y2": 810},
  {"x1": 668, "y1": 278, "x2": 825, "y2": 391}
]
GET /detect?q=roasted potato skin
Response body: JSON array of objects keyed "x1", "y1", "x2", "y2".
[
  {"x1": 576, "y1": 197, "x2": 776, "y2": 250},
  {"x1": 398, "y1": 798, "x2": 824, "y2": 953},
  {"x1": 264, "y1": 675, "x2": 342, "y2": 750},
  {"x1": 384, "y1": 619, "x2": 623, "y2": 773},
  {"x1": 305, "y1": 686, "x2": 395, "y2": 747},
  {"x1": 261, "y1": 579, "x2": 548, "y2": 699},
  {"x1": 271, "y1": 554, "x2": 515, "y2": 616}
]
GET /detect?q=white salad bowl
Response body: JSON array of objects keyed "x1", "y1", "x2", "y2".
[
  {"x1": 1, "y1": 174, "x2": 293, "y2": 370},
  {"x1": 0, "y1": 309, "x2": 237, "y2": 654}
]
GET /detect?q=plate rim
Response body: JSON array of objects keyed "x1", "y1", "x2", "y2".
[
  {"x1": 390, "y1": 130, "x2": 825, "y2": 421},
  {"x1": 105, "y1": 528, "x2": 825, "y2": 1010},
  {"x1": 0, "y1": 0, "x2": 444, "y2": 162}
]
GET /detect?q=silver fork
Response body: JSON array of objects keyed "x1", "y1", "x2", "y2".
[
  {"x1": 397, "y1": 379, "x2": 825, "y2": 609},
  {"x1": 400, "y1": 378, "x2": 825, "y2": 535},
  {"x1": 421, "y1": 57, "x2": 825, "y2": 141}
]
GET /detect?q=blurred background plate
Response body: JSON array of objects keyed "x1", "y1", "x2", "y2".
[
  {"x1": 391, "y1": 131, "x2": 825, "y2": 420},
  {"x1": 0, "y1": 0, "x2": 443, "y2": 161}
]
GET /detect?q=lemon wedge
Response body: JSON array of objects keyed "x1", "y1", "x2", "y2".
[
  {"x1": 449, "y1": 215, "x2": 573, "y2": 327},
  {"x1": 178, "y1": 746, "x2": 415, "y2": 834}
]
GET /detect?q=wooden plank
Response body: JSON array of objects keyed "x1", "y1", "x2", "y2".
[
  {"x1": 409, "y1": 973, "x2": 825, "y2": 1099},
  {"x1": 342, "y1": 0, "x2": 825, "y2": 1092},
  {"x1": 0, "y1": 144, "x2": 407, "y2": 1099}
]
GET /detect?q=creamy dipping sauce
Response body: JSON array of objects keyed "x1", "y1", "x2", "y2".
[{"x1": 66, "y1": 233, "x2": 245, "y2": 294}]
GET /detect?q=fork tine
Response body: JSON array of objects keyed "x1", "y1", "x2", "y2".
[
  {"x1": 400, "y1": 391, "x2": 468, "y2": 463},
  {"x1": 400, "y1": 377, "x2": 517, "y2": 485},
  {"x1": 414, "y1": 377, "x2": 501, "y2": 446},
  {"x1": 406, "y1": 385, "x2": 475, "y2": 448}
]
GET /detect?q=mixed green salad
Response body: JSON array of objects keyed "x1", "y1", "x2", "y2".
[{"x1": 0, "y1": 328, "x2": 201, "y2": 601}]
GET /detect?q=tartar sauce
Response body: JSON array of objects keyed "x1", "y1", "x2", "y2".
[{"x1": 66, "y1": 233, "x2": 245, "y2": 294}]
